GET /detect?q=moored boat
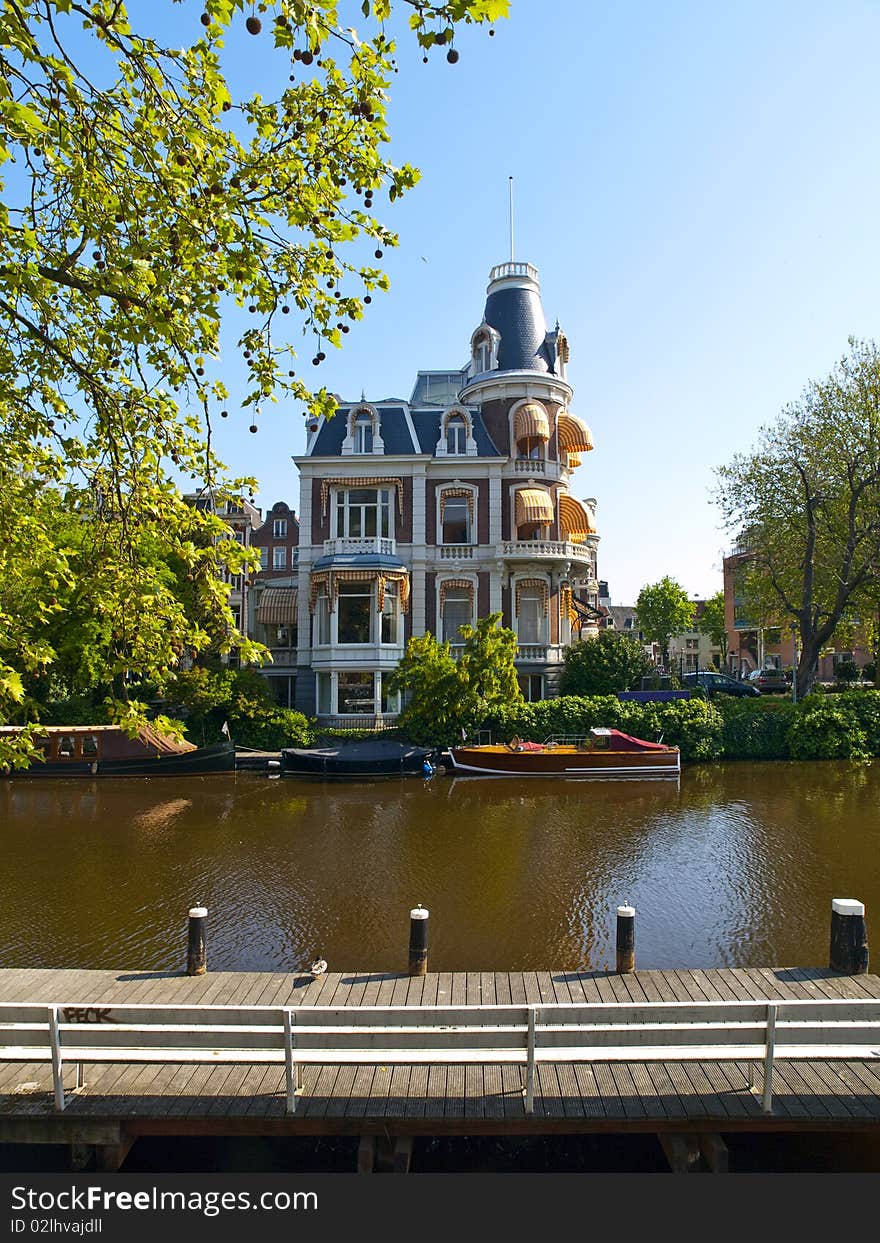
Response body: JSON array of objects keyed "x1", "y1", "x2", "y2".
[
  {"x1": 282, "y1": 738, "x2": 435, "y2": 779},
  {"x1": 448, "y1": 728, "x2": 680, "y2": 778},
  {"x1": 0, "y1": 724, "x2": 235, "y2": 777}
]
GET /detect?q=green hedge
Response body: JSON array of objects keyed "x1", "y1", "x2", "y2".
[{"x1": 481, "y1": 690, "x2": 880, "y2": 763}]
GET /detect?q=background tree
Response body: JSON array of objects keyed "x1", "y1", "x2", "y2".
[
  {"x1": 715, "y1": 339, "x2": 880, "y2": 697},
  {"x1": 0, "y1": 0, "x2": 506, "y2": 764},
  {"x1": 635, "y1": 576, "x2": 696, "y2": 669},
  {"x1": 557, "y1": 629, "x2": 651, "y2": 697},
  {"x1": 697, "y1": 590, "x2": 728, "y2": 668},
  {"x1": 388, "y1": 613, "x2": 521, "y2": 745}
]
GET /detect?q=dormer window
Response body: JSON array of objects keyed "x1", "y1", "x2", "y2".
[
  {"x1": 354, "y1": 412, "x2": 373, "y2": 454},
  {"x1": 342, "y1": 402, "x2": 383, "y2": 456},
  {"x1": 446, "y1": 414, "x2": 466, "y2": 455},
  {"x1": 468, "y1": 323, "x2": 499, "y2": 379}
]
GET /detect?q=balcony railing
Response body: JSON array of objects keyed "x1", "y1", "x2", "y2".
[
  {"x1": 323, "y1": 536, "x2": 396, "y2": 557},
  {"x1": 489, "y1": 261, "x2": 538, "y2": 283},
  {"x1": 514, "y1": 458, "x2": 546, "y2": 473},
  {"x1": 499, "y1": 540, "x2": 593, "y2": 561},
  {"x1": 439, "y1": 545, "x2": 474, "y2": 559}
]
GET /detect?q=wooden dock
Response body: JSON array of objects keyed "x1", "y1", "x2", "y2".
[{"x1": 2, "y1": 966, "x2": 880, "y2": 1170}]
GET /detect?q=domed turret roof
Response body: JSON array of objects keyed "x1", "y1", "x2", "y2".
[{"x1": 482, "y1": 262, "x2": 554, "y2": 374}]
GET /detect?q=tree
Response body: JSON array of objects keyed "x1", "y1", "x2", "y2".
[
  {"x1": 635, "y1": 577, "x2": 695, "y2": 669},
  {"x1": 387, "y1": 613, "x2": 521, "y2": 745},
  {"x1": 557, "y1": 629, "x2": 651, "y2": 697},
  {"x1": 715, "y1": 339, "x2": 880, "y2": 697},
  {"x1": 697, "y1": 590, "x2": 728, "y2": 668},
  {"x1": 0, "y1": 0, "x2": 507, "y2": 765}
]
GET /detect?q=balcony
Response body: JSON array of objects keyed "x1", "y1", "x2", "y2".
[
  {"x1": 513, "y1": 458, "x2": 546, "y2": 473},
  {"x1": 515, "y1": 644, "x2": 565, "y2": 664},
  {"x1": 438, "y1": 545, "x2": 474, "y2": 559},
  {"x1": 323, "y1": 536, "x2": 396, "y2": 557},
  {"x1": 498, "y1": 540, "x2": 593, "y2": 564}
]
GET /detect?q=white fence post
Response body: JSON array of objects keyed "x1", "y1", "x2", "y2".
[
  {"x1": 524, "y1": 1006, "x2": 537, "y2": 1115},
  {"x1": 283, "y1": 1008, "x2": 298, "y2": 1115},
  {"x1": 48, "y1": 1006, "x2": 65, "y2": 1113},
  {"x1": 761, "y1": 1003, "x2": 777, "y2": 1113}
]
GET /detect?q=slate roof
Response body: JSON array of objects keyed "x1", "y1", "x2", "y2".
[
  {"x1": 308, "y1": 403, "x2": 501, "y2": 458},
  {"x1": 312, "y1": 552, "x2": 408, "y2": 571},
  {"x1": 483, "y1": 283, "x2": 556, "y2": 374}
]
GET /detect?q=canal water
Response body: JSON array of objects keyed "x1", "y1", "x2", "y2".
[{"x1": 1, "y1": 761, "x2": 879, "y2": 975}]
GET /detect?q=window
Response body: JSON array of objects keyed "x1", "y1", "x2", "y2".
[
  {"x1": 272, "y1": 546, "x2": 287, "y2": 570},
  {"x1": 441, "y1": 588, "x2": 472, "y2": 644},
  {"x1": 260, "y1": 546, "x2": 269, "y2": 570},
  {"x1": 335, "y1": 488, "x2": 392, "y2": 539},
  {"x1": 337, "y1": 580, "x2": 372, "y2": 644},
  {"x1": 315, "y1": 587, "x2": 331, "y2": 646},
  {"x1": 57, "y1": 734, "x2": 76, "y2": 758},
  {"x1": 518, "y1": 674, "x2": 544, "y2": 702},
  {"x1": 273, "y1": 518, "x2": 288, "y2": 538},
  {"x1": 472, "y1": 334, "x2": 491, "y2": 374},
  {"x1": 353, "y1": 413, "x2": 374, "y2": 454},
  {"x1": 380, "y1": 679, "x2": 399, "y2": 715},
  {"x1": 446, "y1": 415, "x2": 467, "y2": 455},
  {"x1": 229, "y1": 574, "x2": 242, "y2": 592},
  {"x1": 338, "y1": 671, "x2": 374, "y2": 714},
  {"x1": 517, "y1": 587, "x2": 545, "y2": 645},
  {"x1": 441, "y1": 495, "x2": 471, "y2": 545},
  {"x1": 317, "y1": 672, "x2": 331, "y2": 715},
  {"x1": 381, "y1": 582, "x2": 399, "y2": 644}
]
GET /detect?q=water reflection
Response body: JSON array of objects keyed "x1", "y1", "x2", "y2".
[{"x1": 1, "y1": 762, "x2": 878, "y2": 974}]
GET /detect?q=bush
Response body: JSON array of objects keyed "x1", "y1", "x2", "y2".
[
  {"x1": 162, "y1": 666, "x2": 314, "y2": 748},
  {"x1": 483, "y1": 694, "x2": 724, "y2": 762},
  {"x1": 720, "y1": 699, "x2": 795, "y2": 759},
  {"x1": 787, "y1": 697, "x2": 871, "y2": 760},
  {"x1": 483, "y1": 688, "x2": 880, "y2": 764},
  {"x1": 557, "y1": 631, "x2": 652, "y2": 697},
  {"x1": 863, "y1": 662, "x2": 877, "y2": 683},
  {"x1": 835, "y1": 660, "x2": 860, "y2": 687}
]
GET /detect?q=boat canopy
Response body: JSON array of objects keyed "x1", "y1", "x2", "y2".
[{"x1": 590, "y1": 728, "x2": 668, "y2": 752}]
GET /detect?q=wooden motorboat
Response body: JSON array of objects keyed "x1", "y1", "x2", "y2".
[
  {"x1": 0, "y1": 724, "x2": 235, "y2": 777},
  {"x1": 447, "y1": 728, "x2": 680, "y2": 778},
  {"x1": 281, "y1": 738, "x2": 435, "y2": 779}
]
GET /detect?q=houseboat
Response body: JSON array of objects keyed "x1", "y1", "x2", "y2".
[
  {"x1": 0, "y1": 724, "x2": 235, "y2": 777},
  {"x1": 447, "y1": 728, "x2": 680, "y2": 778},
  {"x1": 282, "y1": 738, "x2": 435, "y2": 779}
]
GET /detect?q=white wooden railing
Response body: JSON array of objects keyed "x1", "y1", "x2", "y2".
[{"x1": 4, "y1": 998, "x2": 880, "y2": 1117}]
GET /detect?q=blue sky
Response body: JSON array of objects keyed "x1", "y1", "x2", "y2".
[{"x1": 194, "y1": 1, "x2": 880, "y2": 602}]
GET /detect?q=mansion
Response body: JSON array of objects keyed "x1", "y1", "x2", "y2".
[{"x1": 253, "y1": 260, "x2": 602, "y2": 723}]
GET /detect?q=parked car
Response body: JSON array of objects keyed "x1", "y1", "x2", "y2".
[
  {"x1": 747, "y1": 668, "x2": 789, "y2": 694},
  {"x1": 682, "y1": 671, "x2": 761, "y2": 698}
]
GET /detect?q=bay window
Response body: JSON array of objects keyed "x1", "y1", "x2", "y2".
[{"x1": 335, "y1": 488, "x2": 392, "y2": 539}]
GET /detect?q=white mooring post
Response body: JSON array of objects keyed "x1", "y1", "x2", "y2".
[
  {"x1": 48, "y1": 1006, "x2": 65, "y2": 1113},
  {"x1": 616, "y1": 905, "x2": 636, "y2": 974},
  {"x1": 761, "y1": 1002, "x2": 777, "y2": 1114},
  {"x1": 830, "y1": 898, "x2": 868, "y2": 975},
  {"x1": 187, "y1": 905, "x2": 208, "y2": 976}
]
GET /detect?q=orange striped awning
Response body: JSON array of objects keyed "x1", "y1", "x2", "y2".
[
  {"x1": 255, "y1": 587, "x2": 298, "y2": 624},
  {"x1": 514, "y1": 402, "x2": 549, "y2": 443},
  {"x1": 320, "y1": 477, "x2": 403, "y2": 516},
  {"x1": 439, "y1": 578, "x2": 474, "y2": 609},
  {"x1": 557, "y1": 412, "x2": 593, "y2": 454},
  {"x1": 309, "y1": 567, "x2": 410, "y2": 614},
  {"x1": 439, "y1": 487, "x2": 475, "y2": 521},
  {"x1": 559, "y1": 493, "x2": 596, "y2": 541},
  {"x1": 515, "y1": 488, "x2": 554, "y2": 526}
]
